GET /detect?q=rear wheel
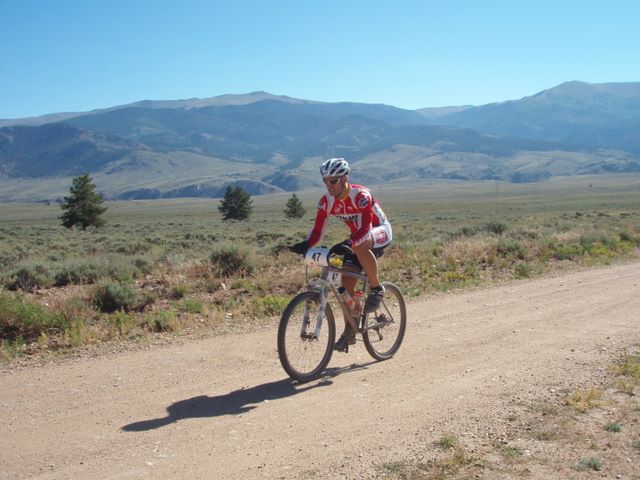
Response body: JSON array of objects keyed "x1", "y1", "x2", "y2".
[
  {"x1": 277, "y1": 291, "x2": 336, "y2": 382},
  {"x1": 362, "y1": 282, "x2": 406, "y2": 360}
]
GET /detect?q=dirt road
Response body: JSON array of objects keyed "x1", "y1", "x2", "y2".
[{"x1": 1, "y1": 262, "x2": 639, "y2": 479}]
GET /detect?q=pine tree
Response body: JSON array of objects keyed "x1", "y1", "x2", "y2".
[
  {"x1": 59, "y1": 174, "x2": 107, "y2": 229},
  {"x1": 218, "y1": 184, "x2": 253, "y2": 220},
  {"x1": 284, "y1": 193, "x2": 306, "y2": 219}
]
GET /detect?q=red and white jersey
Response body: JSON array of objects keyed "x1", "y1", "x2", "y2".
[{"x1": 307, "y1": 184, "x2": 390, "y2": 247}]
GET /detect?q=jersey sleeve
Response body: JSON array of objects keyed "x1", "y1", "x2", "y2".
[
  {"x1": 306, "y1": 195, "x2": 329, "y2": 247},
  {"x1": 350, "y1": 190, "x2": 374, "y2": 246}
]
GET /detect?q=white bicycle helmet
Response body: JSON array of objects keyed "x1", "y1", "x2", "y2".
[{"x1": 320, "y1": 157, "x2": 350, "y2": 177}]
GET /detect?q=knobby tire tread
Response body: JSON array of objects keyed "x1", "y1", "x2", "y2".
[
  {"x1": 277, "y1": 291, "x2": 335, "y2": 383},
  {"x1": 362, "y1": 281, "x2": 407, "y2": 361}
]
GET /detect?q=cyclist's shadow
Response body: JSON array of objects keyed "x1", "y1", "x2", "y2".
[{"x1": 121, "y1": 364, "x2": 368, "y2": 432}]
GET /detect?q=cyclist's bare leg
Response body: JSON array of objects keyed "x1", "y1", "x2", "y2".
[
  {"x1": 353, "y1": 238, "x2": 386, "y2": 314},
  {"x1": 341, "y1": 265, "x2": 359, "y2": 332},
  {"x1": 336, "y1": 238, "x2": 380, "y2": 351},
  {"x1": 341, "y1": 266, "x2": 359, "y2": 295},
  {"x1": 352, "y1": 239, "x2": 380, "y2": 288}
]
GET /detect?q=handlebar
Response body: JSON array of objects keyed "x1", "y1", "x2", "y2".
[
  {"x1": 287, "y1": 243, "x2": 353, "y2": 257},
  {"x1": 292, "y1": 245, "x2": 350, "y2": 268}
]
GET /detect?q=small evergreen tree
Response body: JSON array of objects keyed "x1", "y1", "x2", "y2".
[
  {"x1": 59, "y1": 174, "x2": 107, "y2": 229},
  {"x1": 218, "y1": 184, "x2": 253, "y2": 220},
  {"x1": 284, "y1": 193, "x2": 306, "y2": 218}
]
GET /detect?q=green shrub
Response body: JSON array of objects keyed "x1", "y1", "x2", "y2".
[
  {"x1": 579, "y1": 231, "x2": 611, "y2": 247},
  {"x1": 54, "y1": 261, "x2": 110, "y2": 286},
  {"x1": 0, "y1": 290, "x2": 66, "y2": 342},
  {"x1": 510, "y1": 228, "x2": 539, "y2": 240},
  {"x1": 255, "y1": 231, "x2": 286, "y2": 245},
  {"x1": 54, "y1": 257, "x2": 140, "y2": 286},
  {"x1": 230, "y1": 277, "x2": 254, "y2": 291},
  {"x1": 210, "y1": 246, "x2": 254, "y2": 277},
  {"x1": 133, "y1": 257, "x2": 153, "y2": 275},
  {"x1": 618, "y1": 230, "x2": 633, "y2": 242},
  {"x1": 1, "y1": 337, "x2": 26, "y2": 360},
  {"x1": 114, "y1": 241, "x2": 149, "y2": 255},
  {"x1": 441, "y1": 271, "x2": 474, "y2": 284},
  {"x1": 574, "y1": 457, "x2": 602, "y2": 471},
  {"x1": 138, "y1": 291, "x2": 158, "y2": 310},
  {"x1": 457, "y1": 226, "x2": 478, "y2": 237},
  {"x1": 106, "y1": 261, "x2": 136, "y2": 283},
  {"x1": 0, "y1": 251, "x2": 19, "y2": 270},
  {"x1": 497, "y1": 238, "x2": 528, "y2": 260},
  {"x1": 181, "y1": 298, "x2": 204, "y2": 314},
  {"x1": 271, "y1": 241, "x2": 290, "y2": 255},
  {"x1": 5, "y1": 263, "x2": 54, "y2": 291},
  {"x1": 107, "y1": 310, "x2": 137, "y2": 336},
  {"x1": 499, "y1": 444, "x2": 522, "y2": 459},
  {"x1": 170, "y1": 284, "x2": 189, "y2": 299},
  {"x1": 585, "y1": 244, "x2": 612, "y2": 257},
  {"x1": 54, "y1": 296, "x2": 92, "y2": 325},
  {"x1": 436, "y1": 433, "x2": 458, "y2": 450},
  {"x1": 514, "y1": 262, "x2": 533, "y2": 278},
  {"x1": 93, "y1": 283, "x2": 138, "y2": 313},
  {"x1": 145, "y1": 310, "x2": 180, "y2": 332},
  {"x1": 613, "y1": 352, "x2": 640, "y2": 381},
  {"x1": 251, "y1": 294, "x2": 289, "y2": 316},
  {"x1": 552, "y1": 244, "x2": 584, "y2": 260},
  {"x1": 485, "y1": 222, "x2": 507, "y2": 235},
  {"x1": 616, "y1": 240, "x2": 635, "y2": 253},
  {"x1": 604, "y1": 422, "x2": 621, "y2": 432}
]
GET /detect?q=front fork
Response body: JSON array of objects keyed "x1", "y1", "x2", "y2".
[
  {"x1": 299, "y1": 287, "x2": 330, "y2": 340},
  {"x1": 313, "y1": 287, "x2": 330, "y2": 339}
]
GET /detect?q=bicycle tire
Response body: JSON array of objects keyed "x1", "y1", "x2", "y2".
[
  {"x1": 277, "y1": 291, "x2": 336, "y2": 382},
  {"x1": 362, "y1": 282, "x2": 406, "y2": 360}
]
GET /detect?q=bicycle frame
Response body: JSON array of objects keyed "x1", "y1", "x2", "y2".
[{"x1": 305, "y1": 262, "x2": 369, "y2": 336}]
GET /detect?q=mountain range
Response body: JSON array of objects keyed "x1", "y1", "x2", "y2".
[{"x1": 1, "y1": 81, "x2": 639, "y2": 202}]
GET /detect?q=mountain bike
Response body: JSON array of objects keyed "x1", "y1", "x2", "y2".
[{"x1": 277, "y1": 246, "x2": 407, "y2": 383}]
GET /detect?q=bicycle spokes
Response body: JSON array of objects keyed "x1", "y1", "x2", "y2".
[
  {"x1": 361, "y1": 282, "x2": 406, "y2": 361},
  {"x1": 278, "y1": 291, "x2": 336, "y2": 382}
]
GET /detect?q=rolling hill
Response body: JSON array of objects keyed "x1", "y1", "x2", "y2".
[
  {"x1": 420, "y1": 81, "x2": 640, "y2": 154},
  {"x1": 1, "y1": 84, "x2": 639, "y2": 202}
]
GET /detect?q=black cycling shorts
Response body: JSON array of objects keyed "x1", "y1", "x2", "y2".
[{"x1": 343, "y1": 245, "x2": 387, "y2": 271}]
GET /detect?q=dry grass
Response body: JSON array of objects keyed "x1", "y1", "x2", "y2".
[
  {"x1": 564, "y1": 387, "x2": 606, "y2": 412},
  {"x1": 1, "y1": 175, "x2": 640, "y2": 360}
]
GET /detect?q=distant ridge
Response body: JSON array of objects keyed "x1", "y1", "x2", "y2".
[
  {"x1": 124, "y1": 91, "x2": 319, "y2": 110},
  {"x1": 0, "y1": 91, "x2": 315, "y2": 128},
  {"x1": 415, "y1": 105, "x2": 473, "y2": 119},
  {"x1": 420, "y1": 81, "x2": 640, "y2": 153},
  {"x1": 1, "y1": 81, "x2": 639, "y2": 202}
]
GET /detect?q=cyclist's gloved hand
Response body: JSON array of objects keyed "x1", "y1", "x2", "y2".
[
  {"x1": 289, "y1": 240, "x2": 309, "y2": 255},
  {"x1": 328, "y1": 239, "x2": 353, "y2": 258}
]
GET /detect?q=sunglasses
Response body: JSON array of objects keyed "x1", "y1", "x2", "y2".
[{"x1": 323, "y1": 177, "x2": 342, "y2": 185}]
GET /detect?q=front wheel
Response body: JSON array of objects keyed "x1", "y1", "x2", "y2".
[
  {"x1": 277, "y1": 291, "x2": 336, "y2": 383},
  {"x1": 362, "y1": 282, "x2": 406, "y2": 360}
]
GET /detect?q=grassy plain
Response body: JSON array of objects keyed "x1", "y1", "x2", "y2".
[{"x1": 1, "y1": 173, "x2": 639, "y2": 360}]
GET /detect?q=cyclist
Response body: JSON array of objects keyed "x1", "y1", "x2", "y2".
[{"x1": 290, "y1": 157, "x2": 392, "y2": 352}]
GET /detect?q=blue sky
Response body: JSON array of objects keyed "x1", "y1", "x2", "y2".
[{"x1": 1, "y1": 0, "x2": 639, "y2": 118}]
